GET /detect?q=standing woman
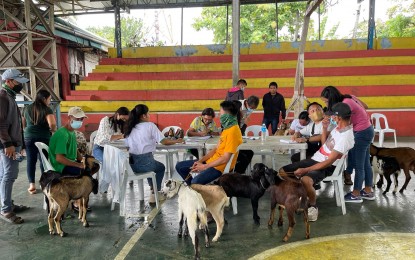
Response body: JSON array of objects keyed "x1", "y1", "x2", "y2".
[
  {"x1": 22, "y1": 90, "x2": 56, "y2": 194},
  {"x1": 124, "y1": 104, "x2": 183, "y2": 203},
  {"x1": 93, "y1": 107, "x2": 129, "y2": 163},
  {"x1": 321, "y1": 86, "x2": 374, "y2": 203}
]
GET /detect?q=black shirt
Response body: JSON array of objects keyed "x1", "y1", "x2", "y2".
[{"x1": 262, "y1": 92, "x2": 286, "y2": 119}]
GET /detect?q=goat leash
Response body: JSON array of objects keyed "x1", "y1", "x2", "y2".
[{"x1": 259, "y1": 178, "x2": 267, "y2": 190}]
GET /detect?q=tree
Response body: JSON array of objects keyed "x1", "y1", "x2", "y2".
[
  {"x1": 351, "y1": 0, "x2": 415, "y2": 38},
  {"x1": 192, "y1": 2, "x2": 340, "y2": 44},
  {"x1": 192, "y1": 3, "x2": 308, "y2": 44},
  {"x1": 86, "y1": 16, "x2": 164, "y2": 47}
]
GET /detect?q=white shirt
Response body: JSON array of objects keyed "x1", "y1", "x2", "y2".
[
  {"x1": 95, "y1": 116, "x2": 122, "y2": 146},
  {"x1": 125, "y1": 122, "x2": 164, "y2": 155},
  {"x1": 290, "y1": 119, "x2": 306, "y2": 133},
  {"x1": 300, "y1": 121, "x2": 323, "y2": 137},
  {"x1": 311, "y1": 125, "x2": 355, "y2": 166}
]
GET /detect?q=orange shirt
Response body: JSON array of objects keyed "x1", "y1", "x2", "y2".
[{"x1": 206, "y1": 125, "x2": 242, "y2": 172}]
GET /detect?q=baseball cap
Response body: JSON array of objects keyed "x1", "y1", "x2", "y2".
[
  {"x1": 68, "y1": 106, "x2": 88, "y2": 118},
  {"x1": 1, "y1": 69, "x2": 29, "y2": 84},
  {"x1": 325, "y1": 103, "x2": 352, "y2": 118}
]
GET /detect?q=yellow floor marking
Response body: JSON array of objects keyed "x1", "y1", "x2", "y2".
[
  {"x1": 114, "y1": 201, "x2": 164, "y2": 260},
  {"x1": 249, "y1": 232, "x2": 415, "y2": 260}
]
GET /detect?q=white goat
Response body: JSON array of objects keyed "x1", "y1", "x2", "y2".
[
  {"x1": 163, "y1": 179, "x2": 209, "y2": 260},
  {"x1": 191, "y1": 184, "x2": 229, "y2": 242}
]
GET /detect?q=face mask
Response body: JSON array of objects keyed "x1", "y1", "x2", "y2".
[
  {"x1": 329, "y1": 117, "x2": 337, "y2": 127},
  {"x1": 13, "y1": 84, "x2": 23, "y2": 93},
  {"x1": 247, "y1": 107, "x2": 254, "y2": 113},
  {"x1": 309, "y1": 110, "x2": 323, "y2": 122},
  {"x1": 241, "y1": 87, "x2": 245, "y2": 92},
  {"x1": 220, "y1": 114, "x2": 238, "y2": 130},
  {"x1": 70, "y1": 120, "x2": 83, "y2": 129}
]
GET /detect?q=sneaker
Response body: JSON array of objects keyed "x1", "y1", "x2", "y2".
[
  {"x1": 307, "y1": 206, "x2": 318, "y2": 222},
  {"x1": 313, "y1": 183, "x2": 321, "y2": 190},
  {"x1": 149, "y1": 193, "x2": 156, "y2": 204},
  {"x1": 360, "y1": 189, "x2": 375, "y2": 201},
  {"x1": 344, "y1": 192, "x2": 363, "y2": 203}
]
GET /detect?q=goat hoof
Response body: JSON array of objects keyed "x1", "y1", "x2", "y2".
[
  {"x1": 254, "y1": 219, "x2": 260, "y2": 226},
  {"x1": 267, "y1": 224, "x2": 273, "y2": 229},
  {"x1": 282, "y1": 236, "x2": 289, "y2": 242},
  {"x1": 399, "y1": 189, "x2": 404, "y2": 193},
  {"x1": 382, "y1": 191, "x2": 387, "y2": 195},
  {"x1": 84, "y1": 222, "x2": 89, "y2": 228},
  {"x1": 306, "y1": 234, "x2": 310, "y2": 239},
  {"x1": 205, "y1": 242, "x2": 210, "y2": 248},
  {"x1": 60, "y1": 232, "x2": 67, "y2": 237},
  {"x1": 277, "y1": 221, "x2": 283, "y2": 227},
  {"x1": 177, "y1": 233, "x2": 182, "y2": 238},
  {"x1": 49, "y1": 231, "x2": 55, "y2": 235},
  {"x1": 212, "y1": 237, "x2": 219, "y2": 242}
]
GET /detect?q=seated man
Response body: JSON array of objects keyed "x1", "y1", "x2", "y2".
[
  {"x1": 279, "y1": 103, "x2": 355, "y2": 222},
  {"x1": 186, "y1": 107, "x2": 220, "y2": 159},
  {"x1": 49, "y1": 107, "x2": 87, "y2": 176},
  {"x1": 288, "y1": 110, "x2": 309, "y2": 135},
  {"x1": 176, "y1": 101, "x2": 242, "y2": 185},
  {"x1": 290, "y1": 102, "x2": 325, "y2": 163}
]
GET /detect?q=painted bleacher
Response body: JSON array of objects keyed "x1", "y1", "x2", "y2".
[{"x1": 61, "y1": 38, "x2": 415, "y2": 137}]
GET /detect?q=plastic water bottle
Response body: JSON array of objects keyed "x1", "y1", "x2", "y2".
[{"x1": 261, "y1": 123, "x2": 267, "y2": 143}]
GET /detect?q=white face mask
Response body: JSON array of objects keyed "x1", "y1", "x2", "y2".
[{"x1": 70, "y1": 120, "x2": 83, "y2": 129}]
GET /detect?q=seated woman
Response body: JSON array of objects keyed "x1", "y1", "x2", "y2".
[
  {"x1": 186, "y1": 107, "x2": 220, "y2": 159},
  {"x1": 290, "y1": 102, "x2": 325, "y2": 163},
  {"x1": 124, "y1": 104, "x2": 183, "y2": 203},
  {"x1": 93, "y1": 107, "x2": 129, "y2": 163},
  {"x1": 288, "y1": 111, "x2": 309, "y2": 135},
  {"x1": 176, "y1": 101, "x2": 243, "y2": 185}
]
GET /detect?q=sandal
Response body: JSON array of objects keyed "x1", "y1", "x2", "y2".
[
  {"x1": 0, "y1": 212, "x2": 24, "y2": 224},
  {"x1": 28, "y1": 187, "x2": 37, "y2": 194}
]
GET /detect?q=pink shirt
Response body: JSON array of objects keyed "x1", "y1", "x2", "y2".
[{"x1": 342, "y1": 96, "x2": 371, "y2": 132}]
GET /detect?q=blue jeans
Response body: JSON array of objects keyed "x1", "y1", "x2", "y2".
[
  {"x1": 129, "y1": 153, "x2": 165, "y2": 191},
  {"x1": 24, "y1": 138, "x2": 49, "y2": 184},
  {"x1": 92, "y1": 144, "x2": 104, "y2": 164},
  {"x1": 176, "y1": 160, "x2": 222, "y2": 185},
  {"x1": 263, "y1": 117, "x2": 279, "y2": 135},
  {"x1": 0, "y1": 146, "x2": 21, "y2": 213},
  {"x1": 346, "y1": 126, "x2": 375, "y2": 191}
]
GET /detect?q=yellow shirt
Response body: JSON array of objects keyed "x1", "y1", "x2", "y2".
[{"x1": 206, "y1": 125, "x2": 242, "y2": 172}]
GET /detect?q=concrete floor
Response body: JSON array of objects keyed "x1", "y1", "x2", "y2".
[{"x1": 1, "y1": 137, "x2": 415, "y2": 259}]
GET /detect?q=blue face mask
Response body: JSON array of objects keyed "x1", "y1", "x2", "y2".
[
  {"x1": 70, "y1": 120, "x2": 83, "y2": 129},
  {"x1": 330, "y1": 117, "x2": 337, "y2": 127},
  {"x1": 247, "y1": 107, "x2": 254, "y2": 113}
]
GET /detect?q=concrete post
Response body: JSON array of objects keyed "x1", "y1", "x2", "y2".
[
  {"x1": 232, "y1": 0, "x2": 240, "y2": 85},
  {"x1": 114, "y1": 0, "x2": 122, "y2": 58},
  {"x1": 367, "y1": 0, "x2": 376, "y2": 50}
]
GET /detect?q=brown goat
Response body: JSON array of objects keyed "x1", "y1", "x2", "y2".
[
  {"x1": 370, "y1": 144, "x2": 415, "y2": 193},
  {"x1": 263, "y1": 164, "x2": 310, "y2": 242},
  {"x1": 190, "y1": 184, "x2": 229, "y2": 242},
  {"x1": 45, "y1": 175, "x2": 98, "y2": 237}
]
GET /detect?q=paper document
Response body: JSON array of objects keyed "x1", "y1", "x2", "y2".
[
  {"x1": 280, "y1": 139, "x2": 297, "y2": 144},
  {"x1": 186, "y1": 136, "x2": 212, "y2": 142}
]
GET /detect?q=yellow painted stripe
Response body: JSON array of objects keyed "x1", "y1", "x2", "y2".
[
  {"x1": 93, "y1": 57, "x2": 415, "y2": 73},
  {"x1": 77, "y1": 75, "x2": 415, "y2": 90},
  {"x1": 108, "y1": 38, "x2": 415, "y2": 58},
  {"x1": 61, "y1": 96, "x2": 415, "y2": 112}
]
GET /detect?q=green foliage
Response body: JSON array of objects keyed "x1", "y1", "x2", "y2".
[
  {"x1": 352, "y1": 0, "x2": 415, "y2": 38},
  {"x1": 192, "y1": 3, "x2": 309, "y2": 44},
  {"x1": 86, "y1": 16, "x2": 164, "y2": 47}
]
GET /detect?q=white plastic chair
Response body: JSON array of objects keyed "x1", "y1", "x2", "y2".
[
  {"x1": 245, "y1": 125, "x2": 277, "y2": 170},
  {"x1": 89, "y1": 130, "x2": 98, "y2": 154},
  {"x1": 108, "y1": 146, "x2": 159, "y2": 216},
  {"x1": 371, "y1": 113, "x2": 397, "y2": 147},
  {"x1": 154, "y1": 126, "x2": 181, "y2": 178},
  {"x1": 322, "y1": 154, "x2": 348, "y2": 215},
  {"x1": 222, "y1": 146, "x2": 240, "y2": 215},
  {"x1": 34, "y1": 142, "x2": 55, "y2": 210},
  {"x1": 34, "y1": 142, "x2": 55, "y2": 172}
]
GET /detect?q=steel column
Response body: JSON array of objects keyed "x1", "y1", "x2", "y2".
[
  {"x1": 367, "y1": 0, "x2": 375, "y2": 50},
  {"x1": 231, "y1": 0, "x2": 240, "y2": 85},
  {"x1": 114, "y1": 0, "x2": 122, "y2": 58}
]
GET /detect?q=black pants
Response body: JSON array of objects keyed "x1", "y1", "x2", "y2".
[{"x1": 234, "y1": 150, "x2": 254, "y2": 174}]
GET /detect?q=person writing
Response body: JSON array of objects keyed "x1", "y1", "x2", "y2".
[
  {"x1": 124, "y1": 104, "x2": 183, "y2": 204},
  {"x1": 93, "y1": 107, "x2": 129, "y2": 163}
]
